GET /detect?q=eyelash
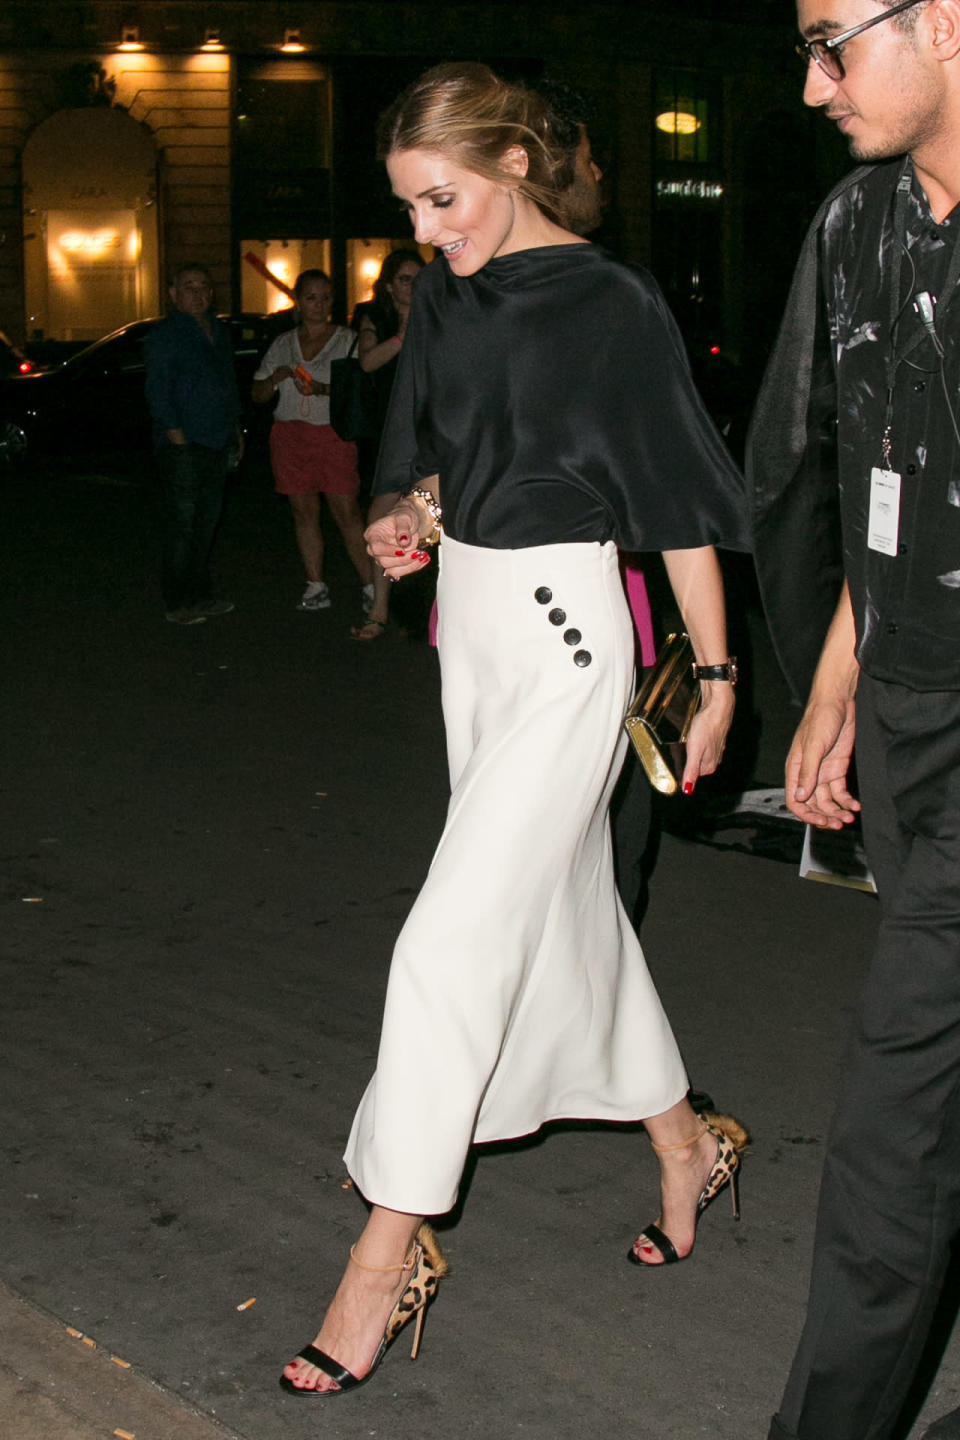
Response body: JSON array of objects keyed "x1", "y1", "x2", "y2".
[{"x1": 399, "y1": 196, "x2": 455, "y2": 213}]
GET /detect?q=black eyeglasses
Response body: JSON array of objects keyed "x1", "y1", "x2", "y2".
[{"x1": 796, "y1": 0, "x2": 927, "y2": 81}]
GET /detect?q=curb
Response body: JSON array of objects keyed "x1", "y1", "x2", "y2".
[{"x1": 0, "y1": 1281, "x2": 249, "y2": 1440}]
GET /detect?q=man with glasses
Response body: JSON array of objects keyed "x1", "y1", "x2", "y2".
[{"x1": 749, "y1": 2, "x2": 960, "y2": 1436}]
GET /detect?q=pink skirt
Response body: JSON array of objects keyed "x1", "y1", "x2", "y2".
[{"x1": 270, "y1": 421, "x2": 360, "y2": 496}]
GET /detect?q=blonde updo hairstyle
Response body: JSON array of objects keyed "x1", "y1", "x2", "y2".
[{"x1": 377, "y1": 62, "x2": 573, "y2": 223}]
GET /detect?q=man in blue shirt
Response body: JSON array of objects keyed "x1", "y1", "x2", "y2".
[{"x1": 145, "y1": 264, "x2": 241, "y2": 624}]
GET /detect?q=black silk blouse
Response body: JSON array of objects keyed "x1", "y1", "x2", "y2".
[{"x1": 374, "y1": 244, "x2": 747, "y2": 552}]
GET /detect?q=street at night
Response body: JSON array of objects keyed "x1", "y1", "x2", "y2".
[{"x1": 3, "y1": 453, "x2": 959, "y2": 1438}]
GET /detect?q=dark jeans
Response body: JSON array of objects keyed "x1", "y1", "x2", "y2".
[
  {"x1": 158, "y1": 442, "x2": 229, "y2": 611},
  {"x1": 771, "y1": 675, "x2": 960, "y2": 1440}
]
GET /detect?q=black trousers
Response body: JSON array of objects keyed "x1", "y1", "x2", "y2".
[
  {"x1": 610, "y1": 747, "x2": 655, "y2": 929},
  {"x1": 771, "y1": 675, "x2": 960, "y2": 1440},
  {"x1": 158, "y1": 441, "x2": 229, "y2": 612}
]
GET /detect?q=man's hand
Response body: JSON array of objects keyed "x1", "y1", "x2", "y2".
[
  {"x1": 783, "y1": 578, "x2": 861, "y2": 828},
  {"x1": 786, "y1": 695, "x2": 860, "y2": 828}
]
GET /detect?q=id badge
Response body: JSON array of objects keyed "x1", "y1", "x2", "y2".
[{"x1": 868, "y1": 467, "x2": 902, "y2": 556}]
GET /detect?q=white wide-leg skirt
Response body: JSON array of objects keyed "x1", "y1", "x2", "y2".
[{"x1": 343, "y1": 535, "x2": 688, "y2": 1215}]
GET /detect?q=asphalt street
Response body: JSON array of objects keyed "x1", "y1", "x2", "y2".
[{"x1": 3, "y1": 452, "x2": 960, "y2": 1440}]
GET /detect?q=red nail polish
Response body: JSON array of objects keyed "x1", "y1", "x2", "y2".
[
  {"x1": 682, "y1": 782, "x2": 694, "y2": 796},
  {"x1": 395, "y1": 550, "x2": 405, "y2": 557},
  {"x1": 398, "y1": 533, "x2": 409, "y2": 546}
]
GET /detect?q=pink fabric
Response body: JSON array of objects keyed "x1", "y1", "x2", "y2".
[
  {"x1": 428, "y1": 561, "x2": 654, "y2": 662},
  {"x1": 270, "y1": 420, "x2": 360, "y2": 496},
  {"x1": 625, "y1": 564, "x2": 655, "y2": 667}
]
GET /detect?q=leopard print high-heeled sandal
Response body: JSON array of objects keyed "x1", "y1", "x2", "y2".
[
  {"x1": 627, "y1": 1112, "x2": 749, "y2": 1267},
  {"x1": 280, "y1": 1223, "x2": 449, "y2": 1396}
]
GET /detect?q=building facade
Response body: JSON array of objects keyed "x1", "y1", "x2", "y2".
[{"x1": 0, "y1": 1, "x2": 847, "y2": 370}]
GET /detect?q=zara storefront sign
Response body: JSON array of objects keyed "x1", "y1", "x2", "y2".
[
  {"x1": 656, "y1": 179, "x2": 725, "y2": 202},
  {"x1": 57, "y1": 229, "x2": 124, "y2": 254}
]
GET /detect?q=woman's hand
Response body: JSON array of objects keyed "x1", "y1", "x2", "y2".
[
  {"x1": 365, "y1": 497, "x2": 432, "y2": 578},
  {"x1": 680, "y1": 681, "x2": 735, "y2": 794},
  {"x1": 293, "y1": 373, "x2": 329, "y2": 397},
  {"x1": 660, "y1": 546, "x2": 735, "y2": 796},
  {"x1": 359, "y1": 323, "x2": 405, "y2": 374},
  {"x1": 252, "y1": 367, "x2": 292, "y2": 405}
]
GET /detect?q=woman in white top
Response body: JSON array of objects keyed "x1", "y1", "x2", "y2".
[{"x1": 253, "y1": 270, "x2": 374, "y2": 614}]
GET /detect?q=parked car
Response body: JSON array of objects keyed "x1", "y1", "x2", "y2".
[
  {"x1": 0, "y1": 330, "x2": 37, "y2": 379},
  {"x1": 0, "y1": 314, "x2": 282, "y2": 464}
]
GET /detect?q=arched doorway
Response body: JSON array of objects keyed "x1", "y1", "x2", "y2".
[{"x1": 23, "y1": 107, "x2": 159, "y2": 342}]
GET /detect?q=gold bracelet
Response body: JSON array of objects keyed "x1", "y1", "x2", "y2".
[{"x1": 407, "y1": 486, "x2": 442, "y2": 547}]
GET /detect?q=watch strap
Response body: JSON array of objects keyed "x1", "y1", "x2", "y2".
[{"x1": 692, "y1": 659, "x2": 738, "y2": 685}]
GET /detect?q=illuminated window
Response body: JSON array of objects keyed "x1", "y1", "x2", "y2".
[
  {"x1": 654, "y1": 73, "x2": 714, "y2": 165},
  {"x1": 240, "y1": 239, "x2": 332, "y2": 316},
  {"x1": 653, "y1": 73, "x2": 724, "y2": 345}
]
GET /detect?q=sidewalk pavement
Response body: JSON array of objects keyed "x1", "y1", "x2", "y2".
[
  {"x1": 5, "y1": 461, "x2": 960, "y2": 1440},
  {"x1": 0, "y1": 1281, "x2": 247, "y2": 1440}
]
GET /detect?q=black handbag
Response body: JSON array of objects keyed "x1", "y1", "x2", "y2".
[
  {"x1": 623, "y1": 632, "x2": 701, "y2": 795},
  {"x1": 329, "y1": 333, "x2": 379, "y2": 441}
]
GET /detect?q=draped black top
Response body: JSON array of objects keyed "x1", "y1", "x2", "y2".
[{"x1": 374, "y1": 243, "x2": 747, "y2": 552}]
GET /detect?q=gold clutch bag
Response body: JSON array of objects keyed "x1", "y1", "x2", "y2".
[{"x1": 623, "y1": 632, "x2": 701, "y2": 795}]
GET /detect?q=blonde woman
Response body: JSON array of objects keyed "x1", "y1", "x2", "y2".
[{"x1": 281, "y1": 63, "x2": 748, "y2": 1399}]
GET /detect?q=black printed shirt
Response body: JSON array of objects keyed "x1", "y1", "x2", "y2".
[{"x1": 823, "y1": 160, "x2": 960, "y2": 689}]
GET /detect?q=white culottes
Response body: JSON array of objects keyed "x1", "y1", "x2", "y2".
[{"x1": 343, "y1": 535, "x2": 688, "y2": 1215}]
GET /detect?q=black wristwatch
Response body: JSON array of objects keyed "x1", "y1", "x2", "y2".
[{"x1": 692, "y1": 658, "x2": 738, "y2": 686}]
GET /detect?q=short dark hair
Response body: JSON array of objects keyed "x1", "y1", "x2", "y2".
[
  {"x1": 170, "y1": 262, "x2": 213, "y2": 288},
  {"x1": 881, "y1": 0, "x2": 931, "y2": 30},
  {"x1": 537, "y1": 79, "x2": 598, "y2": 156}
]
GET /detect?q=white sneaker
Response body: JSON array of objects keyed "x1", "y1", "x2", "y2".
[
  {"x1": 361, "y1": 583, "x2": 375, "y2": 615},
  {"x1": 298, "y1": 582, "x2": 331, "y2": 611}
]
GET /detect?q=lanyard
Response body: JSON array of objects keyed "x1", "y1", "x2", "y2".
[{"x1": 883, "y1": 159, "x2": 960, "y2": 465}]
